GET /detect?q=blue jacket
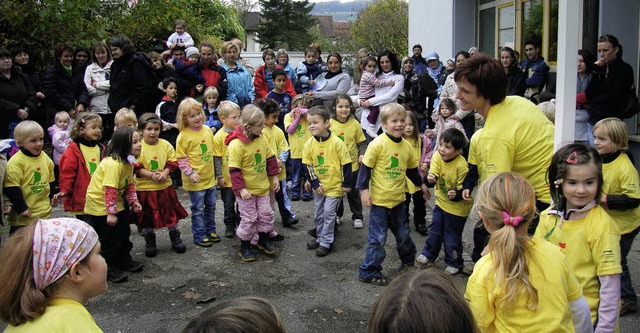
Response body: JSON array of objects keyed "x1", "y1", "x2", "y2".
[
  {"x1": 221, "y1": 61, "x2": 255, "y2": 108},
  {"x1": 174, "y1": 60, "x2": 206, "y2": 98},
  {"x1": 412, "y1": 55, "x2": 428, "y2": 76},
  {"x1": 520, "y1": 57, "x2": 550, "y2": 89}
]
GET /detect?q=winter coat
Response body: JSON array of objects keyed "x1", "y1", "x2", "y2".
[
  {"x1": 109, "y1": 52, "x2": 158, "y2": 117},
  {"x1": 84, "y1": 61, "x2": 112, "y2": 114},
  {"x1": 199, "y1": 61, "x2": 228, "y2": 101},
  {"x1": 174, "y1": 59, "x2": 206, "y2": 98},
  {"x1": 585, "y1": 56, "x2": 635, "y2": 123},
  {"x1": 254, "y1": 65, "x2": 297, "y2": 99},
  {"x1": 58, "y1": 140, "x2": 104, "y2": 212},
  {"x1": 0, "y1": 68, "x2": 37, "y2": 138},
  {"x1": 43, "y1": 61, "x2": 88, "y2": 113},
  {"x1": 48, "y1": 124, "x2": 71, "y2": 164},
  {"x1": 221, "y1": 61, "x2": 255, "y2": 108}
]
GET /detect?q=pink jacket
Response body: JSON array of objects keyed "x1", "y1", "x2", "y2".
[{"x1": 47, "y1": 124, "x2": 71, "y2": 164}]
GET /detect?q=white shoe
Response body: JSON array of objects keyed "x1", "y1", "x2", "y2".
[
  {"x1": 415, "y1": 254, "x2": 435, "y2": 266},
  {"x1": 336, "y1": 217, "x2": 342, "y2": 226},
  {"x1": 444, "y1": 266, "x2": 460, "y2": 275},
  {"x1": 353, "y1": 219, "x2": 363, "y2": 229}
]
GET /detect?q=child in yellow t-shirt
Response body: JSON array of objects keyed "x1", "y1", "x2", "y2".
[
  {"x1": 257, "y1": 98, "x2": 298, "y2": 229},
  {"x1": 213, "y1": 101, "x2": 242, "y2": 238},
  {"x1": 134, "y1": 113, "x2": 188, "y2": 257},
  {"x1": 175, "y1": 98, "x2": 219, "y2": 247},
  {"x1": 330, "y1": 93, "x2": 367, "y2": 229},
  {"x1": 284, "y1": 94, "x2": 313, "y2": 201},
  {"x1": 403, "y1": 110, "x2": 432, "y2": 235},
  {"x1": 357, "y1": 103, "x2": 430, "y2": 286},
  {"x1": 3, "y1": 121, "x2": 54, "y2": 232},
  {"x1": 465, "y1": 172, "x2": 592, "y2": 333},
  {"x1": 84, "y1": 126, "x2": 143, "y2": 283},
  {"x1": 593, "y1": 117, "x2": 640, "y2": 315},
  {"x1": 113, "y1": 107, "x2": 138, "y2": 131},
  {"x1": 302, "y1": 106, "x2": 351, "y2": 257},
  {"x1": 225, "y1": 105, "x2": 280, "y2": 262},
  {"x1": 417, "y1": 128, "x2": 471, "y2": 275},
  {"x1": 534, "y1": 144, "x2": 621, "y2": 331}
]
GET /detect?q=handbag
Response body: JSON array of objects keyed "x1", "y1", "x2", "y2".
[{"x1": 622, "y1": 86, "x2": 640, "y2": 119}]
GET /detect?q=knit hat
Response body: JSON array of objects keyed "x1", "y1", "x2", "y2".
[
  {"x1": 426, "y1": 52, "x2": 439, "y2": 62},
  {"x1": 186, "y1": 47, "x2": 199, "y2": 59}
]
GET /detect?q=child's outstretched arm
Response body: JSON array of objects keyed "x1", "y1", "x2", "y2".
[
  {"x1": 602, "y1": 194, "x2": 640, "y2": 210},
  {"x1": 596, "y1": 274, "x2": 621, "y2": 332},
  {"x1": 407, "y1": 166, "x2": 431, "y2": 201},
  {"x1": 229, "y1": 166, "x2": 248, "y2": 198},
  {"x1": 462, "y1": 164, "x2": 478, "y2": 201},
  {"x1": 124, "y1": 181, "x2": 141, "y2": 213},
  {"x1": 4, "y1": 187, "x2": 29, "y2": 216}
]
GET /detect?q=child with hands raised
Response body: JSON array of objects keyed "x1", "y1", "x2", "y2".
[{"x1": 285, "y1": 94, "x2": 314, "y2": 201}]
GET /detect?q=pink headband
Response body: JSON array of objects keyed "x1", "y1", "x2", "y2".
[
  {"x1": 32, "y1": 218, "x2": 99, "y2": 291},
  {"x1": 501, "y1": 211, "x2": 523, "y2": 227}
]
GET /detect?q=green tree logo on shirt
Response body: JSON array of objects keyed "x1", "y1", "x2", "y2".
[
  {"x1": 254, "y1": 149, "x2": 265, "y2": 173},
  {"x1": 200, "y1": 140, "x2": 208, "y2": 154},
  {"x1": 338, "y1": 132, "x2": 345, "y2": 141},
  {"x1": 296, "y1": 124, "x2": 305, "y2": 137},
  {"x1": 30, "y1": 167, "x2": 46, "y2": 194},
  {"x1": 150, "y1": 157, "x2": 159, "y2": 171},
  {"x1": 88, "y1": 158, "x2": 97, "y2": 174},
  {"x1": 438, "y1": 173, "x2": 447, "y2": 194},
  {"x1": 255, "y1": 149, "x2": 262, "y2": 165},
  {"x1": 317, "y1": 152, "x2": 325, "y2": 166},
  {"x1": 32, "y1": 167, "x2": 41, "y2": 185},
  {"x1": 390, "y1": 153, "x2": 399, "y2": 169}
]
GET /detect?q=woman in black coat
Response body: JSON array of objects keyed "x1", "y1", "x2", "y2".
[
  {"x1": 107, "y1": 35, "x2": 158, "y2": 118},
  {"x1": 0, "y1": 48, "x2": 37, "y2": 138},
  {"x1": 500, "y1": 46, "x2": 526, "y2": 97},
  {"x1": 42, "y1": 43, "x2": 88, "y2": 120}
]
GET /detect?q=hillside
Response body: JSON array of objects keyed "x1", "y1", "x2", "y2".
[{"x1": 310, "y1": 0, "x2": 370, "y2": 22}]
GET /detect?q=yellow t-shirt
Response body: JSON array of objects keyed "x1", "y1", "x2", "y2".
[
  {"x1": 465, "y1": 239, "x2": 582, "y2": 333},
  {"x1": 212, "y1": 128, "x2": 232, "y2": 187},
  {"x1": 79, "y1": 143, "x2": 101, "y2": 175},
  {"x1": 262, "y1": 125, "x2": 289, "y2": 181},
  {"x1": 468, "y1": 128, "x2": 485, "y2": 184},
  {"x1": 175, "y1": 126, "x2": 216, "y2": 191},
  {"x1": 480, "y1": 96, "x2": 553, "y2": 203},
  {"x1": 284, "y1": 113, "x2": 311, "y2": 159},
  {"x1": 330, "y1": 118, "x2": 366, "y2": 171},
  {"x1": 363, "y1": 133, "x2": 418, "y2": 209},
  {"x1": 4, "y1": 298, "x2": 103, "y2": 333},
  {"x1": 602, "y1": 152, "x2": 640, "y2": 234},
  {"x1": 404, "y1": 137, "x2": 422, "y2": 194},
  {"x1": 84, "y1": 157, "x2": 134, "y2": 216},
  {"x1": 534, "y1": 206, "x2": 622, "y2": 324},
  {"x1": 135, "y1": 139, "x2": 175, "y2": 191},
  {"x1": 4, "y1": 150, "x2": 54, "y2": 226},
  {"x1": 302, "y1": 134, "x2": 351, "y2": 198},
  {"x1": 228, "y1": 135, "x2": 275, "y2": 196},
  {"x1": 428, "y1": 151, "x2": 472, "y2": 217}
]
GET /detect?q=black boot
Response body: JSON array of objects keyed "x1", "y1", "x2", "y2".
[
  {"x1": 258, "y1": 232, "x2": 278, "y2": 256},
  {"x1": 239, "y1": 240, "x2": 256, "y2": 262},
  {"x1": 107, "y1": 267, "x2": 128, "y2": 283},
  {"x1": 144, "y1": 232, "x2": 157, "y2": 257},
  {"x1": 169, "y1": 230, "x2": 187, "y2": 254}
]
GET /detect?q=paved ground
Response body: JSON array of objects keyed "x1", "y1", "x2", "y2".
[{"x1": 1, "y1": 188, "x2": 640, "y2": 332}]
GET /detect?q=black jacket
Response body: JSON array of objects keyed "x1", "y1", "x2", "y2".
[
  {"x1": 585, "y1": 57, "x2": 635, "y2": 123},
  {"x1": 506, "y1": 68, "x2": 526, "y2": 97},
  {"x1": 42, "y1": 61, "x2": 88, "y2": 112},
  {"x1": 0, "y1": 68, "x2": 37, "y2": 137},
  {"x1": 109, "y1": 52, "x2": 158, "y2": 116}
]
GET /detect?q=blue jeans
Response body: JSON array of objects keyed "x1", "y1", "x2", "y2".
[
  {"x1": 422, "y1": 205, "x2": 467, "y2": 268},
  {"x1": 359, "y1": 204, "x2": 416, "y2": 279},
  {"x1": 290, "y1": 158, "x2": 311, "y2": 199},
  {"x1": 188, "y1": 187, "x2": 217, "y2": 242},
  {"x1": 621, "y1": 226, "x2": 640, "y2": 303}
]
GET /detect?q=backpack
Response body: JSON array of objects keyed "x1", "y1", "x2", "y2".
[{"x1": 621, "y1": 85, "x2": 640, "y2": 119}]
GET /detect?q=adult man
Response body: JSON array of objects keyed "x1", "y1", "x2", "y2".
[
  {"x1": 519, "y1": 38, "x2": 550, "y2": 102},
  {"x1": 411, "y1": 44, "x2": 427, "y2": 76},
  {"x1": 455, "y1": 54, "x2": 553, "y2": 231}
]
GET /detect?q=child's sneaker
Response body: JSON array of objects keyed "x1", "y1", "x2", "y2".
[
  {"x1": 353, "y1": 219, "x2": 364, "y2": 229},
  {"x1": 209, "y1": 233, "x2": 221, "y2": 243},
  {"x1": 444, "y1": 266, "x2": 461, "y2": 275},
  {"x1": 461, "y1": 264, "x2": 475, "y2": 275},
  {"x1": 315, "y1": 245, "x2": 330, "y2": 257},
  {"x1": 415, "y1": 254, "x2": 435, "y2": 267},
  {"x1": 195, "y1": 238, "x2": 213, "y2": 247}
]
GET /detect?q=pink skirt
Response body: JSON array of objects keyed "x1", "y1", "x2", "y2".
[{"x1": 136, "y1": 187, "x2": 188, "y2": 229}]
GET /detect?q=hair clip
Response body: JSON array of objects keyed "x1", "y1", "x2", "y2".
[
  {"x1": 554, "y1": 178, "x2": 563, "y2": 188},
  {"x1": 566, "y1": 151, "x2": 578, "y2": 164},
  {"x1": 79, "y1": 118, "x2": 86, "y2": 124},
  {"x1": 501, "y1": 211, "x2": 523, "y2": 227}
]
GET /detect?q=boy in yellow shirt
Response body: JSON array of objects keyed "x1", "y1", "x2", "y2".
[
  {"x1": 302, "y1": 106, "x2": 351, "y2": 256},
  {"x1": 357, "y1": 103, "x2": 430, "y2": 286},
  {"x1": 213, "y1": 101, "x2": 242, "y2": 238},
  {"x1": 4, "y1": 121, "x2": 55, "y2": 233}
]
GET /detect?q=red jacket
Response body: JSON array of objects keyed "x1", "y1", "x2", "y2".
[
  {"x1": 254, "y1": 65, "x2": 297, "y2": 100},
  {"x1": 58, "y1": 141, "x2": 105, "y2": 212}
]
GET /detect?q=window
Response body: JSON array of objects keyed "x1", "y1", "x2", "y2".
[{"x1": 480, "y1": 8, "x2": 496, "y2": 55}]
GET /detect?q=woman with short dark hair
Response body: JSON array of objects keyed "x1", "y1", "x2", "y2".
[{"x1": 0, "y1": 48, "x2": 37, "y2": 138}]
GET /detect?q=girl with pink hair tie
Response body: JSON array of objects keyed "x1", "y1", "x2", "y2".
[{"x1": 0, "y1": 218, "x2": 106, "y2": 332}]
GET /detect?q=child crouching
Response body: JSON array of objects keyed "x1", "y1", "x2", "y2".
[{"x1": 225, "y1": 105, "x2": 281, "y2": 262}]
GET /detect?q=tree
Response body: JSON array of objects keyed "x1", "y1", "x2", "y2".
[
  {"x1": 345, "y1": 0, "x2": 408, "y2": 56},
  {"x1": 257, "y1": 0, "x2": 316, "y2": 51}
]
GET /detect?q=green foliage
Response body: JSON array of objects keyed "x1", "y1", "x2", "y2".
[
  {"x1": 345, "y1": 0, "x2": 408, "y2": 56},
  {"x1": 0, "y1": 0, "x2": 243, "y2": 68},
  {"x1": 257, "y1": 0, "x2": 316, "y2": 51}
]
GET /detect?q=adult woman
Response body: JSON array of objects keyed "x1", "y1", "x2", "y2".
[
  {"x1": 400, "y1": 57, "x2": 437, "y2": 132},
  {"x1": 440, "y1": 51, "x2": 474, "y2": 139},
  {"x1": 276, "y1": 48, "x2": 297, "y2": 88},
  {"x1": 11, "y1": 46, "x2": 46, "y2": 127},
  {"x1": 307, "y1": 52, "x2": 352, "y2": 108},
  {"x1": 220, "y1": 41, "x2": 254, "y2": 108},
  {"x1": 254, "y1": 48, "x2": 296, "y2": 99},
  {"x1": 585, "y1": 34, "x2": 635, "y2": 137},
  {"x1": 84, "y1": 41, "x2": 113, "y2": 138},
  {"x1": 199, "y1": 42, "x2": 227, "y2": 101},
  {"x1": 500, "y1": 46, "x2": 525, "y2": 97},
  {"x1": 108, "y1": 35, "x2": 158, "y2": 118},
  {"x1": 0, "y1": 48, "x2": 36, "y2": 138},
  {"x1": 575, "y1": 49, "x2": 594, "y2": 144},
  {"x1": 43, "y1": 43, "x2": 88, "y2": 120},
  {"x1": 360, "y1": 50, "x2": 404, "y2": 139}
]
